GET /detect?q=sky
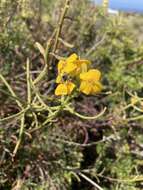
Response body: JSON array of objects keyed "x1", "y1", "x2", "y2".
[{"x1": 94, "y1": 0, "x2": 143, "y2": 13}]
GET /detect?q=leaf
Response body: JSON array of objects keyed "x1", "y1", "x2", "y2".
[{"x1": 35, "y1": 42, "x2": 46, "y2": 60}]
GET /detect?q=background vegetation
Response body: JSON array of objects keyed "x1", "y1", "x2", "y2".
[{"x1": 1, "y1": 0, "x2": 143, "y2": 189}]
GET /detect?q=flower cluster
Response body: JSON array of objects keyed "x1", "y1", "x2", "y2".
[{"x1": 55, "y1": 53, "x2": 102, "y2": 96}]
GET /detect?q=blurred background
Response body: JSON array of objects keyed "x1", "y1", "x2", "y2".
[{"x1": 94, "y1": 0, "x2": 143, "y2": 13}]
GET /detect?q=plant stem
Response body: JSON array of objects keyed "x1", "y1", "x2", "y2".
[
  {"x1": 0, "y1": 74, "x2": 22, "y2": 108},
  {"x1": 50, "y1": 0, "x2": 71, "y2": 64},
  {"x1": 65, "y1": 106, "x2": 106, "y2": 120},
  {"x1": 78, "y1": 172, "x2": 103, "y2": 190},
  {"x1": 26, "y1": 59, "x2": 32, "y2": 105},
  {"x1": 13, "y1": 114, "x2": 25, "y2": 157}
]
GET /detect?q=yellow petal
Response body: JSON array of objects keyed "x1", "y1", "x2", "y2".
[
  {"x1": 58, "y1": 60, "x2": 66, "y2": 73},
  {"x1": 64, "y1": 62, "x2": 77, "y2": 74},
  {"x1": 80, "y1": 69, "x2": 101, "y2": 81},
  {"x1": 55, "y1": 82, "x2": 75, "y2": 96},
  {"x1": 56, "y1": 75, "x2": 62, "y2": 83},
  {"x1": 55, "y1": 84, "x2": 68, "y2": 96},
  {"x1": 92, "y1": 82, "x2": 103, "y2": 94},
  {"x1": 79, "y1": 81, "x2": 92, "y2": 95},
  {"x1": 67, "y1": 82, "x2": 76, "y2": 94},
  {"x1": 66, "y1": 53, "x2": 78, "y2": 63}
]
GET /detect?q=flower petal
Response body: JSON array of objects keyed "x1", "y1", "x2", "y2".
[
  {"x1": 55, "y1": 82, "x2": 75, "y2": 96},
  {"x1": 56, "y1": 75, "x2": 62, "y2": 83},
  {"x1": 55, "y1": 83, "x2": 68, "y2": 96},
  {"x1": 79, "y1": 81, "x2": 92, "y2": 95},
  {"x1": 92, "y1": 82, "x2": 103, "y2": 94},
  {"x1": 66, "y1": 53, "x2": 78, "y2": 63},
  {"x1": 64, "y1": 62, "x2": 77, "y2": 74},
  {"x1": 67, "y1": 82, "x2": 76, "y2": 94},
  {"x1": 80, "y1": 69, "x2": 101, "y2": 81},
  {"x1": 58, "y1": 60, "x2": 66, "y2": 73}
]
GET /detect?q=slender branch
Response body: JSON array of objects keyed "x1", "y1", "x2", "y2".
[
  {"x1": 31, "y1": 80, "x2": 53, "y2": 114},
  {"x1": 98, "y1": 173, "x2": 143, "y2": 183},
  {"x1": 51, "y1": 134, "x2": 120, "y2": 147},
  {"x1": 0, "y1": 88, "x2": 25, "y2": 105},
  {"x1": 78, "y1": 172, "x2": 103, "y2": 190},
  {"x1": 33, "y1": 32, "x2": 55, "y2": 84},
  {"x1": 85, "y1": 33, "x2": 107, "y2": 57},
  {"x1": 0, "y1": 108, "x2": 28, "y2": 123},
  {"x1": 50, "y1": 0, "x2": 71, "y2": 66},
  {"x1": 52, "y1": 0, "x2": 71, "y2": 54},
  {"x1": 0, "y1": 74, "x2": 23, "y2": 109},
  {"x1": 26, "y1": 59, "x2": 32, "y2": 105},
  {"x1": 126, "y1": 115, "x2": 143, "y2": 122},
  {"x1": 33, "y1": 0, "x2": 71, "y2": 83},
  {"x1": 13, "y1": 114, "x2": 25, "y2": 157},
  {"x1": 65, "y1": 106, "x2": 106, "y2": 120}
]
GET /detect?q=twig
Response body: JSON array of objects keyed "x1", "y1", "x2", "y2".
[
  {"x1": 98, "y1": 173, "x2": 143, "y2": 183},
  {"x1": 31, "y1": 79, "x2": 53, "y2": 114},
  {"x1": 0, "y1": 74, "x2": 23, "y2": 108},
  {"x1": 0, "y1": 88, "x2": 25, "y2": 105},
  {"x1": 85, "y1": 33, "x2": 107, "y2": 57},
  {"x1": 0, "y1": 107, "x2": 28, "y2": 123},
  {"x1": 65, "y1": 105, "x2": 106, "y2": 120},
  {"x1": 50, "y1": 0, "x2": 71, "y2": 65},
  {"x1": 50, "y1": 134, "x2": 120, "y2": 147},
  {"x1": 78, "y1": 172, "x2": 104, "y2": 190},
  {"x1": 26, "y1": 59, "x2": 32, "y2": 105},
  {"x1": 126, "y1": 115, "x2": 143, "y2": 122},
  {"x1": 13, "y1": 114, "x2": 25, "y2": 157},
  {"x1": 33, "y1": 32, "x2": 55, "y2": 84},
  {"x1": 58, "y1": 37, "x2": 74, "y2": 48},
  {"x1": 52, "y1": 0, "x2": 71, "y2": 53}
]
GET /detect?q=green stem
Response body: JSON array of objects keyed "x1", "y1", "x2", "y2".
[
  {"x1": 65, "y1": 106, "x2": 106, "y2": 120},
  {"x1": 78, "y1": 172, "x2": 103, "y2": 190},
  {"x1": 50, "y1": 0, "x2": 71, "y2": 65},
  {"x1": 126, "y1": 115, "x2": 143, "y2": 121},
  {"x1": 0, "y1": 74, "x2": 22, "y2": 108},
  {"x1": 13, "y1": 114, "x2": 25, "y2": 157},
  {"x1": 26, "y1": 59, "x2": 32, "y2": 105},
  {"x1": 0, "y1": 107, "x2": 28, "y2": 123},
  {"x1": 33, "y1": 32, "x2": 55, "y2": 85}
]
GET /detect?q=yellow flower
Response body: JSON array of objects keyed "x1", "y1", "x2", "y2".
[
  {"x1": 58, "y1": 60, "x2": 67, "y2": 73},
  {"x1": 79, "y1": 69, "x2": 102, "y2": 95},
  {"x1": 57, "y1": 53, "x2": 91, "y2": 76},
  {"x1": 55, "y1": 81, "x2": 75, "y2": 96}
]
